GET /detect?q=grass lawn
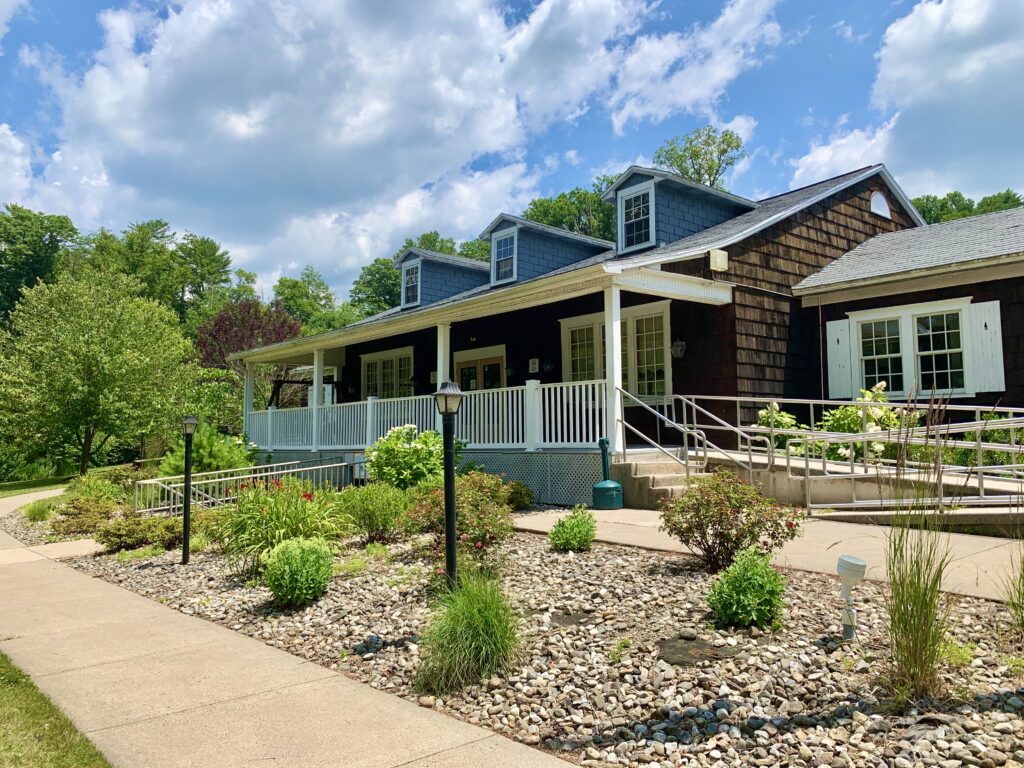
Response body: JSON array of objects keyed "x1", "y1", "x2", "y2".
[
  {"x1": 0, "y1": 477, "x2": 71, "y2": 499},
  {"x1": 0, "y1": 652, "x2": 111, "y2": 768}
]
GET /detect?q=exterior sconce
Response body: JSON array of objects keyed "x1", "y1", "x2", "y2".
[
  {"x1": 671, "y1": 339, "x2": 687, "y2": 359},
  {"x1": 541, "y1": 359, "x2": 555, "y2": 374},
  {"x1": 504, "y1": 366, "x2": 515, "y2": 380}
]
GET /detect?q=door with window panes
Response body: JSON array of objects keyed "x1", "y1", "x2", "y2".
[{"x1": 457, "y1": 357, "x2": 505, "y2": 392}]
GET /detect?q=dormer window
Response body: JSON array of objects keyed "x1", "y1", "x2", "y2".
[
  {"x1": 491, "y1": 230, "x2": 517, "y2": 284},
  {"x1": 401, "y1": 261, "x2": 420, "y2": 307},
  {"x1": 617, "y1": 181, "x2": 655, "y2": 253}
]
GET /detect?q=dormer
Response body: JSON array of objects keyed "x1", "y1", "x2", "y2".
[
  {"x1": 394, "y1": 248, "x2": 490, "y2": 309},
  {"x1": 478, "y1": 214, "x2": 614, "y2": 286},
  {"x1": 601, "y1": 166, "x2": 758, "y2": 253}
]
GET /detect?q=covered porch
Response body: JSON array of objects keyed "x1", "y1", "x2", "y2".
[{"x1": 237, "y1": 264, "x2": 733, "y2": 458}]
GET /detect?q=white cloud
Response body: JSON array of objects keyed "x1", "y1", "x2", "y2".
[
  {"x1": 607, "y1": 0, "x2": 782, "y2": 133},
  {"x1": 791, "y1": 0, "x2": 1024, "y2": 198},
  {"x1": 0, "y1": 0, "x2": 25, "y2": 53},
  {"x1": 8, "y1": 0, "x2": 781, "y2": 290},
  {"x1": 0, "y1": 123, "x2": 31, "y2": 202},
  {"x1": 831, "y1": 20, "x2": 869, "y2": 43}
]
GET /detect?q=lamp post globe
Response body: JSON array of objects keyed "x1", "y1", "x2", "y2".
[{"x1": 433, "y1": 382, "x2": 463, "y2": 586}]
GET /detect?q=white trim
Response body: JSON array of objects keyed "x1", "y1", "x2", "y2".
[
  {"x1": 490, "y1": 227, "x2": 518, "y2": 285},
  {"x1": 617, "y1": 180, "x2": 656, "y2": 254},
  {"x1": 360, "y1": 345, "x2": 414, "y2": 400},
  {"x1": 559, "y1": 299, "x2": 672, "y2": 398},
  {"x1": 844, "y1": 297, "x2": 974, "y2": 398},
  {"x1": 453, "y1": 344, "x2": 507, "y2": 365},
  {"x1": 400, "y1": 260, "x2": 420, "y2": 308}
]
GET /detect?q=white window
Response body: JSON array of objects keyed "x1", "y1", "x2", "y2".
[
  {"x1": 560, "y1": 300, "x2": 670, "y2": 399},
  {"x1": 825, "y1": 298, "x2": 1004, "y2": 399},
  {"x1": 617, "y1": 181, "x2": 656, "y2": 253},
  {"x1": 491, "y1": 230, "x2": 517, "y2": 284},
  {"x1": 362, "y1": 346, "x2": 414, "y2": 399},
  {"x1": 401, "y1": 261, "x2": 420, "y2": 307},
  {"x1": 870, "y1": 191, "x2": 891, "y2": 219}
]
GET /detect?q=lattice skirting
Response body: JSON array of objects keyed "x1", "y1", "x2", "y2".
[{"x1": 462, "y1": 450, "x2": 602, "y2": 506}]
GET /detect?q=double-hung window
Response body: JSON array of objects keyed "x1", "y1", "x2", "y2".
[
  {"x1": 401, "y1": 261, "x2": 420, "y2": 307},
  {"x1": 491, "y1": 230, "x2": 517, "y2": 284},
  {"x1": 828, "y1": 298, "x2": 1004, "y2": 399},
  {"x1": 617, "y1": 181, "x2": 655, "y2": 253},
  {"x1": 561, "y1": 301, "x2": 669, "y2": 399},
  {"x1": 362, "y1": 347, "x2": 414, "y2": 399}
]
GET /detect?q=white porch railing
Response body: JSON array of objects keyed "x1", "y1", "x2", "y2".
[{"x1": 246, "y1": 380, "x2": 608, "y2": 452}]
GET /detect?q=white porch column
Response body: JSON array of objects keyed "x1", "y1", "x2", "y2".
[
  {"x1": 365, "y1": 396, "x2": 379, "y2": 449},
  {"x1": 435, "y1": 323, "x2": 451, "y2": 432},
  {"x1": 311, "y1": 349, "x2": 324, "y2": 452},
  {"x1": 603, "y1": 286, "x2": 625, "y2": 454},
  {"x1": 524, "y1": 379, "x2": 542, "y2": 450},
  {"x1": 243, "y1": 362, "x2": 255, "y2": 438}
]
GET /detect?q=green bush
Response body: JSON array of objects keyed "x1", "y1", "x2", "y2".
[
  {"x1": 415, "y1": 573, "x2": 520, "y2": 694},
  {"x1": 707, "y1": 548, "x2": 785, "y2": 629},
  {"x1": 407, "y1": 471, "x2": 513, "y2": 572},
  {"x1": 219, "y1": 477, "x2": 348, "y2": 574},
  {"x1": 66, "y1": 474, "x2": 126, "y2": 504},
  {"x1": 263, "y1": 537, "x2": 335, "y2": 608},
  {"x1": 50, "y1": 495, "x2": 119, "y2": 536},
  {"x1": 506, "y1": 481, "x2": 533, "y2": 511},
  {"x1": 335, "y1": 483, "x2": 411, "y2": 543},
  {"x1": 0, "y1": 444, "x2": 58, "y2": 483},
  {"x1": 95, "y1": 514, "x2": 183, "y2": 552},
  {"x1": 754, "y1": 403, "x2": 807, "y2": 452},
  {"x1": 366, "y1": 426, "x2": 462, "y2": 490},
  {"x1": 21, "y1": 497, "x2": 58, "y2": 523},
  {"x1": 102, "y1": 465, "x2": 159, "y2": 498},
  {"x1": 548, "y1": 505, "x2": 596, "y2": 552},
  {"x1": 159, "y1": 424, "x2": 255, "y2": 476},
  {"x1": 659, "y1": 470, "x2": 803, "y2": 572}
]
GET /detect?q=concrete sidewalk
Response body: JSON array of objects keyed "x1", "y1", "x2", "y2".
[
  {"x1": 0, "y1": 493, "x2": 565, "y2": 768},
  {"x1": 515, "y1": 508, "x2": 1019, "y2": 601}
]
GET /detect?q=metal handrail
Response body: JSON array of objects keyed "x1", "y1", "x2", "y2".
[
  {"x1": 670, "y1": 395, "x2": 774, "y2": 480},
  {"x1": 617, "y1": 388, "x2": 709, "y2": 471},
  {"x1": 618, "y1": 420, "x2": 697, "y2": 478}
]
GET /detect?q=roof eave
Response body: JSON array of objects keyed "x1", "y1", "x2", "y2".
[{"x1": 599, "y1": 165, "x2": 758, "y2": 209}]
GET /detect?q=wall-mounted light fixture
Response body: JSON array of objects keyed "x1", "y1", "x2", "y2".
[
  {"x1": 671, "y1": 339, "x2": 687, "y2": 359},
  {"x1": 541, "y1": 359, "x2": 555, "y2": 374}
]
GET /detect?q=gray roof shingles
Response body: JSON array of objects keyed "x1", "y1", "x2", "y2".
[{"x1": 795, "y1": 205, "x2": 1024, "y2": 292}]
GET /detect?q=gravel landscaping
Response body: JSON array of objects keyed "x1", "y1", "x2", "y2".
[
  {"x1": 0, "y1": 495, "x2": 71, "y2": 546},
  {"x1": 70, "y1": 532, "x2": 1024, "y2": 768}
]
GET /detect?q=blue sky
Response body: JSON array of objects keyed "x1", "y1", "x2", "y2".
[{"x1": 1, "y1": 0, "x2": 1021, "y2": 296}]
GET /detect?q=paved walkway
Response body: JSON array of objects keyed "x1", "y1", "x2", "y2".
[
  {"x1": 515, "y1": 508, "x2": 1019, "y2": 601},
  {"x1": 0, "y1": 492, "x2": 565, "y2": 768}
]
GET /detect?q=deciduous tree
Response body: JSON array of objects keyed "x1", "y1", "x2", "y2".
[
  {"x1": 653, "y1": 125, "x2": 747, "y2": 190},
  {"x1": 521, "y1": 175, "x2": 618, "y2": 241},
  {"x1": 0, "y1": 205, "x2": 77, "y2": 321}
]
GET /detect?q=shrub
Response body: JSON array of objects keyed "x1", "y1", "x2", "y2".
[
  {"x1": 659, "y1": 470, "x2": 802, "y2": 572},
  {"x1": 406, "y1": 471, "x2": 513, "y2": 571},
  {"x1": 103, "y1": 465, "x2": 159, "y2": 498},
  {"x1": 335, "y1": 483, "x2": 411, "y2": 543},
  {"x1": 506, "y1": 481, "x2": 533, "y2": 511},
  {"x1": 415, "y1": 573, "x2": 520, "y2": 694},
  {"x1": 366, "y1": 426, "x2": 462, "y2": 490},
  {"x1": 816, "y1": 382, "x2": 918, "y2": 462},
  {"x1": 886, "y1": 512, "x2": 952, "y2": 700},
  {"x1": 219, "y1": 477, "x2": 348, "y2": 573},
  {"x1": 707, "y1": 548, "x2": 785, "y2": 629},
  {"x1": 21, "y1": 497, "x2": 58, "y2": 523},
  {"x1": 95, "y1": 514, "x2": 183, "y2": 551},
  {"x1": 51, "y1": 495, "x2": 120, "y2": 536},
  {"x1": 263, "y1": 537, "x2": 334, "y2": 608},
  {"x1": 548, "y1": 505, "x2": 596, "y2": 552},
  {"x1": 754, "y1": 402, "x2": 807, "y2": 451},
  {"x1": 66, "y1": 474, "x2": 126, "y2": 504},
  {"x1": 159, "y1": 424, "x2": 255, "y2": 476}
]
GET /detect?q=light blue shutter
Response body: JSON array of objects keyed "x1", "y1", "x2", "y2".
[
  {"x1": 826, "y1": 319, "x2": 854, "y2": 399},
  {"x1": 965, "y1": 301, "x2": 1005, "y2": 393}
]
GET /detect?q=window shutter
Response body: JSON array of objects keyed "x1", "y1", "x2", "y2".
[
  {"x1": 826, "y1": 319, "x2": 854, "y2": 399},
  {"x1": 965, "y1": 301, "x2": 1005, "y2": 393}
]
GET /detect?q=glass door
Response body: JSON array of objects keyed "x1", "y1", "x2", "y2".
[{"x1": 457, "y1": 356, "x2": 505, "y2": 391}]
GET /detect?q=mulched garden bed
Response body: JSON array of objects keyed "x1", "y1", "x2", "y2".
[{"x1": 70, "y1": 533, "x2": 1024, "y2": 768}]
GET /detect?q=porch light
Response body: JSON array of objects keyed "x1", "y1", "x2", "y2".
[
  {"x1": 434, "y1": 381, "x2": 464, "y2": 416},
  {"x1": 182, "y1": 415, "x2": 199, "y2": 436},
  {"x1": 671, "y1": 339, "x2": 687, "y2": 359}
]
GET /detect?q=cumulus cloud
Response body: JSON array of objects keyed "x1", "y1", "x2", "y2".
[
  {"x1": 607, "y1": 0, "x2": 782, "y2": 133},
  {"x1": 10, "y1": 0, "x2": 782, "y2": 289},
  {"x1": 0, "y1": 0, "x2": 25, "y2": 53},
  {"x1": 0, "y1": 123, "x2": 31, "y2": 202},
  {"x1": 791, "y1": 0, "x2": 1024, "y2": 197}
]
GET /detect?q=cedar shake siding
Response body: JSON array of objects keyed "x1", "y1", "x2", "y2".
[
  {"x1": 816, "y1": 276, "x2": 1024, "y2": 407},
  {"x1": 664, "y1": 177, "x2": 918, "y2": 415}
]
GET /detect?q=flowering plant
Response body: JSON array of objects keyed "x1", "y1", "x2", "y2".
[{"x1": 366, "y1": 426, "x2": 464, "y2": 489}]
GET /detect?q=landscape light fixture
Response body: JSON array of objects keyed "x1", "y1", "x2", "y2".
[
  {"x1": 433, "y1": 382, "x2": 464, "y2": 586},
  {"x1": 181, "y1": 415, "x2": 198, "y2": 565},
  {"x1": 836, "y1": 554, "x2": 867, "y2": 642}
]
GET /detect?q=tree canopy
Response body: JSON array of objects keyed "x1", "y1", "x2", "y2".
[
  {"x1": 653, "y1": 125, "x2": 747, "y2": 190},
  {"x1": 911, "y1": 189, "x2": 1023, "y2": 224},
  {"x1": 0, "y1": 274, "x2": 198, "y2": 473},
  {"x1": 521, "y1": 175, "x2": 618, "y2": 241},
  {"x1": 273, "y1": 265, "x2": 359, "y2": 335},
  {"x1": 0, "y1": 204, "x2": 78, "y2": 322}
]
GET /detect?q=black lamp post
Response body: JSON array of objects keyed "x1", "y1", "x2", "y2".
[
  {"x1": 433, "y1": 381, "x2": 464, "y2": 586},
  {"x1": 181, "y1": 415, "x2": 198, "y2": 565}
]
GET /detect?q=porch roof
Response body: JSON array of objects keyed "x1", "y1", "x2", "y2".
[{"x1": 228, "y1": 261, "x2": 731, "y2": 364}]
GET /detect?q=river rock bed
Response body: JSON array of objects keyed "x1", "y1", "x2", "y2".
[
  {"x1": 0, "y1": 493, "x2": 72, "y2": 546},
  {"x1": 71, "y1": 534, "x2": 1024, "y2": 768}
]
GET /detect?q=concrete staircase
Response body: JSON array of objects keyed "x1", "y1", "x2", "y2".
[{"x1": 610, "y1": 451, "x2": 710, "y2": 509}]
